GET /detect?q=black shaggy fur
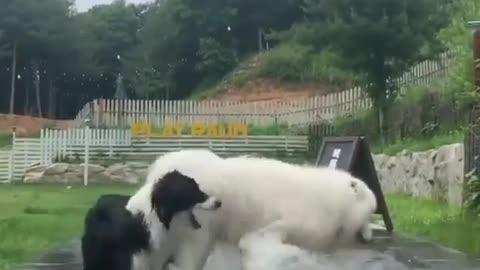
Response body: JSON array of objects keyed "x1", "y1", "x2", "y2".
[
  {"x1": 81, "y1": 194, "x2": 149, "y2": 270},
  {"x1": 81, "y1": 170, "x2": 217, "y2": 270},
  {"x1": 150, "y1": 170, "x2": 215, "y2": 230}
]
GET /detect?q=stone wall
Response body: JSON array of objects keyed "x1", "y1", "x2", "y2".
[
  {"x1": 24, "y1": 161, "x2": 150, "y2": 185},
  {"x1": 373, "y1": 143, "x2": 464, "y2": 207}
]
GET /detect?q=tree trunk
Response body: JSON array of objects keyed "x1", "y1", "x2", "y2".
[
  {"x1": 47, "y1": 75, "x2": 57, "y2": 118},
  {"x1": 258, "y1": 27, "x2": 264, "y2": 52},
  {"x1": 377, "y1": 105, "x2": 386, "y2": 146},
  {"x1": 32, "y1": 59, "x2": 42, "y2": 117},
  {"x1": 9, "y1": 41, "x2": 17, "y2": 115},
  {"x1": 24, "y1": 75, "x2": 31, "y2": 115}
]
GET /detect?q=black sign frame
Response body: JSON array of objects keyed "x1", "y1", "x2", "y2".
[{"x1": 316, "y1": 136, "x2": 394, "y2": 232}]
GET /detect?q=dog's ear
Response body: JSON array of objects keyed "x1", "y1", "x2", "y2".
[{"x1": 150, "y1": 180, "x2": 174, "y2": 230}]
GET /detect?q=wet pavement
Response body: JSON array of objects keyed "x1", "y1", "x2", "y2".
[{"x1": 13, "y1": 229, "x2": 480, "y2": 270}]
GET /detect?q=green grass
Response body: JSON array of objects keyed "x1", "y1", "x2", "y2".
[
  {"x1": 373, "y1": 131, "x2": 464, "y2": 155},
  {"x1": 2, "y1": 183, "x2": 480, "y2": 269},
  {"x1": 386, "y1": 194, "x2": 480, "y2": 256},
  {"x1": 0, "y1": 135, "x2": 12, "y2": 148},
  {"x1": 0, "y1": 183, "x2": 138, "y2": 270}
]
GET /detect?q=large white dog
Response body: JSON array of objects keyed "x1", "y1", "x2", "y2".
[{"x1": 126, "y1": 149, "x2": 377, "y2": 270}]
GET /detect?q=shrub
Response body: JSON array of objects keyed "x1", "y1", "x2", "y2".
[
  {"x1": 258, "y1": 43, "x2": 360, "y2": 87},
  {"x1": 334, "y1": 79, "x2": 472, "y2": 146},
  {"x1": 258, "y1": 44, "x2": 313, "y2": 81},
  {"x1": 465, "y1": 174, "x2": 480, "y2": 216}
]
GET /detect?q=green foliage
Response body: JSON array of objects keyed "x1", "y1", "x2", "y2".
[
  {"x1": 301, "y1": 0, "x2": 453, "y2": 143},
  {"x1": 374, "y1": 131, "x2": 464, "y2": 155},
  {"x1": 0, "y1": 0, "x2": 469, "y2": 117},
  {"x1": 334, "y1": 78, "x2": 472, "y2": 151},
  {"x1": 465, "y1": 174, "x2": 480, "y2": 216},
  {"x1": 258, "y1": 44, "x2": 359, "y2": 85},
  {"x1": 247, "y1": 123, "x2": 290, "y2": 136},
  {"x1": 258, "y1": 44, "x2": 312, "y2": 81},
  {"x1": 195, "y1": 37, "x2": 238, "y2": 79}
]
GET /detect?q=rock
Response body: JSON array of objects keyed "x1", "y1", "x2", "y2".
[
  {"x1": 44, "y1": 163, "x2": 70, "y2": 175},
  {"x1": 24, "y1": 171, "x2": 44, "y2": 183},
  {"x1": 374, "y1": 143, "x2": 464, "y2": 207},
  {"x1": 21, "y1": 162, "x2": 139, "y2": 185},
  {"x1": 104, "y1": 163, "x2": 128, "y2": 175},
  {"x1": 102, "y1": 162, "x2": 141, "y2": 184},
  {"x1": 79, "y1": 163, "x2": 106, "y2": 174},
  {"x1": 124, "y1": 161, "x2": 150, "y2": 169},
  {"x1": 103, "y1": 171, "x2": 140, "y2": 184},
  {"x1": 26, "y1": 164, "x2": 47, "y2": 174}
]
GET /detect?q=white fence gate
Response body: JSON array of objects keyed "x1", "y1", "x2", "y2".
[{"x1": 12, "y1": 138, "x2": 42, "y2": 180}]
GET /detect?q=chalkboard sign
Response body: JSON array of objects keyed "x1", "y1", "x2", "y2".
[{"x1": 316, "y1": 136, "x2": 394, "y2": 232}]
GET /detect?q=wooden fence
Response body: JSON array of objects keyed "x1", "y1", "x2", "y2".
[
  {"x1": 0, "y1": 128, "x2": 308, "y2": 182},
  {"x1": 72, "y1": 50, "x2": 455, "y2": 128}
]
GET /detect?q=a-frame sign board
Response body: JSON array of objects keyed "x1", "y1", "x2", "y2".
[{"x1": 315, "y1": 136, "x2": 394, "y2": 232}]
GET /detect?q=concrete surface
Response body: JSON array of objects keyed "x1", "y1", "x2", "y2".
[{"x1": 13, "y1": 230, "x2": 480, "y2": 270}]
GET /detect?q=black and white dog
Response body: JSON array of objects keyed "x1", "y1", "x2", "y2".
[{"x1": 81, "y1": 170, "x2": 222, "y2": 270}]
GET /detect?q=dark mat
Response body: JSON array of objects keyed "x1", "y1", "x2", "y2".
[{"x1": 13, "y1": 230, "x2": 480, "y2": 270}]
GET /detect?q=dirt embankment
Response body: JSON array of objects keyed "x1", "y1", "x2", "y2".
[
  {"x1": 0, "y1": 114, "x2": 73, "y2": 137},
  {"x1": 205, "y1": 79, "x2": 344, "y2": 102}
]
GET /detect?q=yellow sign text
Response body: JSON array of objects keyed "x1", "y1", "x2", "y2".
[{"x1": 131, "y1": 122, "x2": 249, "y2": 137}]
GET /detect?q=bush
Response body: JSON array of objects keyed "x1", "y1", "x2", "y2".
[
  {"x1": 334, "y1": 79, "x2": 472, "y2": 147},
  {"x1": 309, "y1": 48, "x2": 362, "y2": 86},
  {"x1": 258, "y1": 44, "x2": 313, "y2": 81},
  {"x1": 258, "y1": 44, "x2": 359, "y2": 86},
  {"x1": 465, "y1": 174, "x2": 480, "y2": 216}
]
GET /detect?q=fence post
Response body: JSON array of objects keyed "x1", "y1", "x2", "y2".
[
  {"x1": 40, "y1": 129, "x2": 44, "y2": 165},
  {"x1": 84, "y1": 126, "x2": 90, "y2": 186},
  {"x1": 8, "y1": 128, "x2": 16, "y2": 183}
]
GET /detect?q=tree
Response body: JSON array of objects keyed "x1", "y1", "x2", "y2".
[
  {"x1": 0, "y1": 0, "x2": 82, "y2": 116},
  {"x1": 0, "y1": 0, "x2": 32, "y2": 114},
  {"x1": 303, "y1": 0, "x2": 452, "y2": 143}
]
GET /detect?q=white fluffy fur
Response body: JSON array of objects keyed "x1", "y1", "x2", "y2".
[
  {"x1": 127, "y1": 149, "x2": 377, "y2": 270},
  {"x1": 125, "y1": 151, "x2": 222, "y2": 270},
  {"x1": 238, "y1": 229, "x2": 329, "y2": 270},
  {"x1": 238, "y1": 229, "x2": 409, "y2": 270}
]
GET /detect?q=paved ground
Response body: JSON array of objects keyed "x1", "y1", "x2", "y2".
[{"x1": 13, "y1": 230, "x2": 480, "y2": 270}]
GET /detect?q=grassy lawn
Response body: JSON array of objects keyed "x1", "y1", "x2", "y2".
[
  {"x1": 0, "y1": 183, "x2": 138, "y2": 270},
  {"x1": 1, "y1": 184, "x2": 479, "y2": 270},
  {"x1": 386, "y1": 194, "x2": 480, "y2": 256}
]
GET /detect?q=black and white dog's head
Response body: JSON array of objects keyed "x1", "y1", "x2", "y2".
[
  {"x1": 151, "y1": 170, "x2": 222, "y2": 229},
  {"x1": 82, "y1": 170, "x2": 221, "y2": 270}
]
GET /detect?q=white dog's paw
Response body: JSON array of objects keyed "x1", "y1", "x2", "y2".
[
  {"x1": 357, "y1": 223, "x2": 373, "y2": 243},
  {"x1": 164, "y1": 262, "x2": 181, "y2": 270}
]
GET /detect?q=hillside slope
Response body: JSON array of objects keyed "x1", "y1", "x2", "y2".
[{"x1": 193, "y1": 54, "x2": 353, "y2": 102}]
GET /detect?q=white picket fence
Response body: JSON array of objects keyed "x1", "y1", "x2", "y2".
[
  {"x1": 72, "y1": 50, "x2": 455, "y2": 127},
  {"x1": 0, "y1": 150, "x2": 12, "y2": 183},
  {"x1": 0, "y1": 128, "x2": 309, "y2": 182}
]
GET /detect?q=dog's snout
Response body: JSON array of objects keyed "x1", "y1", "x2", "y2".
[{"x1": 214, "y1": 200, "x2": 222, "y2": 209}]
